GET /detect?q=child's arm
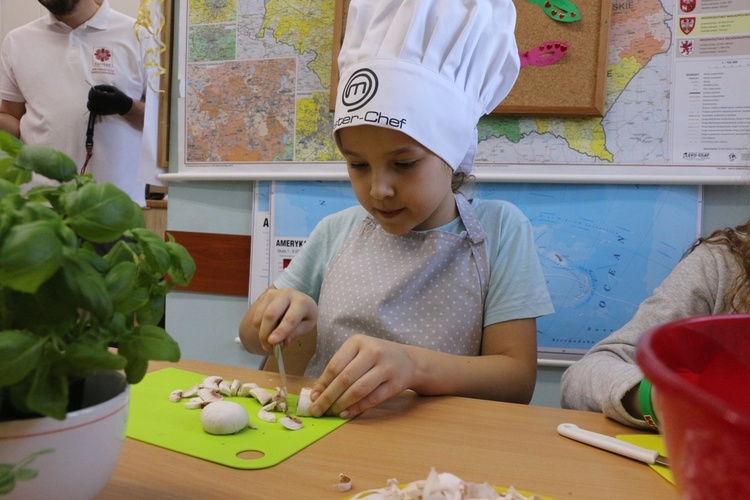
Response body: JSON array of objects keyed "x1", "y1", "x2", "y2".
[
  {"x1": 307, "y1": 317, "x2": 538, "y2": 418},
  {"x1": 238, "y1": 286, "x2": 318, "y2": 355}
]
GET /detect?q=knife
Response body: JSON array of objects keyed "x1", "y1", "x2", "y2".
[
  {"x1": 273, "y1": 343, "x2": 290, "y2": 407},
  {"x1": 557, "y1": 423, "x2": 670, "y2": 467}
]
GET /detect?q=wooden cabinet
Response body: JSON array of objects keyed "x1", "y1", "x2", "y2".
[{"x1": 142, "y1": 200, "x2": 167, "y2": 240}]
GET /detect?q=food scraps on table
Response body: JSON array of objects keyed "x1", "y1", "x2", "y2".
[{"x1": 348, "y1": 468, "x2": 541, "y2": 499}]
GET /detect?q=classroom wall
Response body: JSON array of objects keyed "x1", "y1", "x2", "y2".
[
  {"x1": 5, "y1": 0, "x2": 750, "y2": 409},
  {"x1": 159, "y1": 0, "x2": 750, "y2": 406},
  {"x1": 164, "y1": 181, "x2": 750, "y2": 408}
]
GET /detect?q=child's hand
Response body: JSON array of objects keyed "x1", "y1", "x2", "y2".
[
  {"x1": 308, "y1": 334, "x2": 417, "y2": 418},
  {"x1": 250, "y1": 287, "x2": 318, "y2": 350}
]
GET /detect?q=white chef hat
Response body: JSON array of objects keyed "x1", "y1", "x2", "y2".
[{"x1": 333, "y1": 0, "x2": 520, "y2": 174}]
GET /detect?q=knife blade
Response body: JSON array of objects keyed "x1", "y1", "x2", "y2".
[
  {"x1": 557, "y1": 423, "x2": 670, "y2": 467},
  {"x1": 273, "y1": 343, "x2": 289, "y2": 407}
]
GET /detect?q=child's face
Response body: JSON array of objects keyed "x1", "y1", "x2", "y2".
[{"x1": 338, "y1": 125, "x2": 457, "y2": 235}]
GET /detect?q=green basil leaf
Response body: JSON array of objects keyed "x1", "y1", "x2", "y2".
[
  {"x1": 75, "y1": 246, "x2": 109, "y2": 273},
  {"x1": 121, "y1": 289, "x2": 151, "y2": 316},
  {"x1": 25, "y1": 184, "x2": 61, "y2": 204},
  {"x1": 25, "y1": 362, "x2": 68, "y2": 420},
  {"x1": 63, "y1": 183, "x2": 139, "y2": 243},
  {"x1": 131, "y1": 228, "x2": 171, "y2": 272},
  {"x1": 131, "y1": 205, "x2": 146, "y2": 229},
  {"x1": 134, "y1": 295, "x2": 164, "y2": 326},
  {"x1": 119, "y1": 324, "x2": 180, "y2": 371},
  {"x1": 11, "y1": 282, "x2": 79, "y2": 330},
  {"x1": 0, "y1": 220, "x2": 63, "y2": 293},
  {"x1": 106, "y1": 261, "x2": 149, "y2": 313},
  {"x1": 0, "y1": 178, "x2": 21, "y2": 198},
  {"x1": 13, "y1": 145, "x2": 77, "y2": 182},
  {"x1": 0, "y1": 159, "x2": 31, "y2": 186},
  {"x1": 22, "y1": 203, "x2": 59, "y2": 223},
  {"x1": 104, "y1": 312, "x2": 130, "y2": 339},
  {"x1": 122, "y1": 356, "x2": 148, "y2": 385},
  {"x1": 0, "y1": 131, "x2": 22, "y2": 156},
  {"x1": 57, "y1": 253, "x2": 112, "y2": 320},
  {"x1": 56, "y1": 224, "x2": 80, "y2": 250},
  {"x1": 135, "y1": 325, "x2": 180, "y2": 360},
  {"x1": 165, "y1": 241, "x2": 196, "y2": 286},
  {"x1": 103, "y1": 239, "x2": 137, "y2": 266},
  {"x1": 0, "y1": 182, "x2": 19, "y2": 200},
  {"x1": 0, "y1": 331, "x2": 43, "y2": 386},
  {"x1": 63, "y1": 344, "x2": 127, "y2": 378}
]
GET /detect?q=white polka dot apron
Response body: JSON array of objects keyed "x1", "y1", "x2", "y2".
[{"x1": 306, "y1": 193, "x2": 490, "y2": 377}]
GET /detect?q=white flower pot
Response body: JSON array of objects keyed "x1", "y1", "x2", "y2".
[{"x1": 0, "y1": 371, "x2": 130, "y2": 499}]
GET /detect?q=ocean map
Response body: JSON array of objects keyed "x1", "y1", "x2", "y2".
[{"x1": 269, "y1": 181, "x2": 701, "y2": 357}]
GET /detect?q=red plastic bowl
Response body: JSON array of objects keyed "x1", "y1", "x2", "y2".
[{"x1": 636, "y1": 314, "x2": 750, "y2": 498}]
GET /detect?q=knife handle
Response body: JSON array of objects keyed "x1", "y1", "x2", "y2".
[{"x1": 557, "y1": 423, "x2": 659, "y2": 464}]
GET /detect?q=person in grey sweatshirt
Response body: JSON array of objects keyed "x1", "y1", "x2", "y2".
[{"x1": 561, "y1": 219, "x2": 750, "y2": 428}]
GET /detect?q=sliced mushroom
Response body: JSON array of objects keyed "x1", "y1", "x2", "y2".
[
  {"x1": 258, "y1": 403, "x2": 277, "y2": 423},
  {"x1": 279, "y1": 415, "x2": 303, "y2": 430},
  {"x1": 272, "y1": 387, "x2": 288, "y2": 413},
  {"x1": 296, "y1": 387, "x2": 313, "y2": 416},
  {"x1": 238, "y1": 382, "x2": 259, "y2": 397},
  {"x1": 197, "y1": 387, "x2": 223, "y2": 403},
  {"x1": 229, "y1": 379, "x2": 242, "y2": 397},
  {"x1": 202, "y1": 375, "x2": 223, "y2": 391},
  {"x1": 219, "y1": 381, "x2": 233, "y2": 397},
  {"x1": 248, "y1": 387, "x2": 273, "y2": 406},
  {"x1": 184, "y1": 400, "x2": 210, "y2": 409},
  {"x1": 169, "y1": 389, "x2": 183, "y2": 402},
  {"x1": 182, "y1": 384, "x2": 202, "y2": 398},
  {"x1": 170, "y1": 376, "x2": 318, "y2": 433}
]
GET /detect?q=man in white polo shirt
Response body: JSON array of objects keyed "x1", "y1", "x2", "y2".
[{"x1": 0, "y1": 0, "x2": 147, "y2": 206}]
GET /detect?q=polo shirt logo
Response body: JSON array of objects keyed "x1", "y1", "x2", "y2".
[
  {"x1": 94, "y1": 47, "x2": 112, "y2": 63},
  {"x1": 342, "y1": 68, "x2": 378, "y2": 112},
  {"x1": 92, "y1": 46, "x2": 115, "y2": 75}
]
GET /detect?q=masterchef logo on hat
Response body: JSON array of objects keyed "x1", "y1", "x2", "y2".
[
  {"x1": 343, "y1": 69, "x2": 378, "y2": 111},
  {"x1": 333, "y1": 110, "x2": 407, "y2": 130}
]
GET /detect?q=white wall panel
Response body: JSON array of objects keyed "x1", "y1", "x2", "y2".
[{"x1": 1, "y1": 1, "x2": 42, "y2": 41}]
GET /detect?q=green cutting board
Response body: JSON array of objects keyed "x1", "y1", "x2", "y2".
[{"x1": 126, "y1": 367, "x2": 348, "y2": 469}]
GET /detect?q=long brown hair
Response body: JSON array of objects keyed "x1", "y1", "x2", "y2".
[{"x1": 691, "y1": 219, "x2": 750, "y2": 312}]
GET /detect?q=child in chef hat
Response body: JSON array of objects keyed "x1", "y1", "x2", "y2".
[{"x1": 240, "y1": 0, "x2": 554, "y2": 418}]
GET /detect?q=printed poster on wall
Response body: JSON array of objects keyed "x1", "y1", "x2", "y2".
[
  {"x1": 176, "y1": 0, "x2": 749, "y2": 182},
  {"x1": 670, "y1": 0, "x2": 750, "y2": 167}
]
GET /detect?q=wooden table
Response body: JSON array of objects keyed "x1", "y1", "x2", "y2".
[{"x1": 99, "y1": 359, "x2": 675, "y2": 499}]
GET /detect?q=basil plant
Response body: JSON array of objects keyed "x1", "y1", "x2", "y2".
[{"x1": 0, "y1": 131, "x2": 195, "y2": 420}]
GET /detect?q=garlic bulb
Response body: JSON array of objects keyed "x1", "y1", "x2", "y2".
[{"x1": 200, "y1": 401, "x2": 250, "y2": 435}]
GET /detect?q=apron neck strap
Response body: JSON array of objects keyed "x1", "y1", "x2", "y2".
[{"x1": 455, "y1": 193, "x2": 487, "y2": 245}]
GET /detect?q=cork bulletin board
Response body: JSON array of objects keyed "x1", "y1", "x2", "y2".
[{"x1": 330, "y1": 0, "x2": 611, "y2": 117}]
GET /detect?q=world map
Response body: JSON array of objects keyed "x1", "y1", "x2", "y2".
[
  {"x1": 269, "y1": 181, "x2": 700, "y2": 357},
  {"x1": 184, "y1": 0, "x2": 675, "y2": 166}
]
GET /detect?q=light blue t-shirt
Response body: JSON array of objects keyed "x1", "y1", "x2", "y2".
[{"x1": 275, "y1": 198, "x2": 554, "y2": 327}]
